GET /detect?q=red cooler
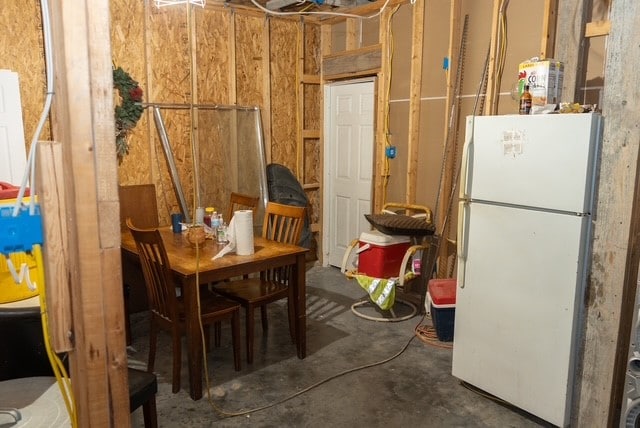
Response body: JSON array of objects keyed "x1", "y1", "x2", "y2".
[
  {"x1": 357, "y1": 230, "x2": 411, "y2": 278},
  {"x1": 427, "y1": 278, "x2": 457, "y2": 342}
]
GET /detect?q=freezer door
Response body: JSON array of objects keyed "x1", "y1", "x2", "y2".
[
  {"x1": 453, "y1": 202, "x2": 588, "y2": 427},
  {"x1": 465, "y1": 113, "x2": 602, "y2": 213}
]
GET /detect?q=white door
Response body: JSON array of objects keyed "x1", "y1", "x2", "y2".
[
  {"x1": 323, "y1": 80, "x2": 374, "y2": 268},
  {"x1": 0, "y1": 70, "x2": 27, "y2": 184}
]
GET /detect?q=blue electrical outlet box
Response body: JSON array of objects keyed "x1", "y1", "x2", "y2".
[
  {"x1": 0, "y1": 202, "x2": 44, "y2": 254},
  {"x1": 386, "y1": 146, "x2": 397, "y2": 159}
]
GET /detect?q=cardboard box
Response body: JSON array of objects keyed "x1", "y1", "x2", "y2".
[
  {"x1": 358, "y1": 230, "x2": 410, "y2": 278},
  {"x1": 518, "y1": 58, "x2": 564, "y2": 106}
]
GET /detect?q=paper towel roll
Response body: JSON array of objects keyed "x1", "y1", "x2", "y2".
[{"x1": 234, "y1": 210, "x2": 254, "y2": 255}]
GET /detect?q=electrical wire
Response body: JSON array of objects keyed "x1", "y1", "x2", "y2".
[
  {"x1": 34, "y1": 244, "x2": 78, "y2": 427},
  {"x1": 206, "y1": 313, "x2": 428, "y2": 418},
  {"x1": 380, "y1": 5, "x2": 400, "y2": 207},
  {"x1": 249, "y1": 0, "x2": 391, "y2": 19},
  {"x1": 12, "y1": 0, "x2": 55, "y2": 218}
]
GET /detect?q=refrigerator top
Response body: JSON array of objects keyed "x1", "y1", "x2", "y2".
[{"x1": 462, "y1": 113, "x2": 603, "y2": 214}]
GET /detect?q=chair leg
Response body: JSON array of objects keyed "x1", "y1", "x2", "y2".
[
  {"x1": 287, "y1": 296, "x2": 296, "y2": 343},
  {"x1": 231, "y1": 311, "x2": 241, "y2": 371},
  {"x1": 214, "y1": 322, "x2": 221, "y2": 347},
  {"x1": 260, "y1": 306, "x2": 268, "y2": 332},
  {"x1": 246, "y1": 306, "x2": 255, "y2": 364},
  {"x1": 142, "y1": 398, "x2": 158, "y2": 428},
  {"x1": 147, "y1": 320, "x2": 158, "y2": 372},
  {"x1": 171, "y1": 327, "x2": 181, "y2": 393},
  {"x1": 204, "y1": 325, "x2": 211, "y2": 353}
]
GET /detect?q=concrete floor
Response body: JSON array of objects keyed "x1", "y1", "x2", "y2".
[{"x1": 128, "y1": 266, "x2": 549, "y2": 427}]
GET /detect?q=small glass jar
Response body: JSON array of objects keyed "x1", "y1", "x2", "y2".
[{"x1": 204, "y1": 206, "x2": 215, "y2": 227}]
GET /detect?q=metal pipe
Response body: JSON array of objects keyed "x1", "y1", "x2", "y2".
[{"x1": 152, "y1": 106, "x2": 191, "y2": 223}]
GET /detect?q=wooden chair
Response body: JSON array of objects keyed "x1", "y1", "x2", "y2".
[
  {"x1": 213, "y1": 202, "x2": 305, "y2": 364},
  {"x1": 126, "y1": 219, "x2": 242, "y2": 393},
  {"x1": 119, "y1": 184, "x2": 159, "y2": 345},
  {"x1": 226, "y1": 192, "x2": 260, "y2": 222}
]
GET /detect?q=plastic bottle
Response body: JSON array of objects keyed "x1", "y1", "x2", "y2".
[
  {"x1": 217, "y1": 216, "x2": 227, "y2": 243},
  {"x1": 519, "y1": 85, "x2": 532, "y2": 115}
]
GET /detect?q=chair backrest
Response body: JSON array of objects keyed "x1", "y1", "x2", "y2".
[
  {"x1": 260, "y1": 202, "x2": 305, "y2": 282},
  {"x1": 227, "y1": 192, "x2": 260, "y2": 222},
  {"x1": 119, "y1": 185, "x2": 159, "y2": 232},
  {"x1": 126, "y1": 219, "x2": 178, "y2": 323},
  {"x1": 262, "y1": 202, "x2": 305, "y2": 244}
]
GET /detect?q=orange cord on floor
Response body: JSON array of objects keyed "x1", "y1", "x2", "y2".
[{"x1": 414, "y1": 316, "x2": 453, "y2": 350}]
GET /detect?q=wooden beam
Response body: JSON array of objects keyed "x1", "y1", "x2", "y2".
[
  {"x1": 36, "y1": 142, "x2": 73, "y2": 353},
  {"x1": 50, "y1": 0, "x2": 129, "y2": 425},
  {"x1": 345, "y1": 18, "x2": 360, "y2": 50},
  {"x1": 574, "y1": 2, "x2": 640, "y2": 426},
  {"x1": 373, "y1": 7, "x2": 399, "y2": 212},
  {"x1": 405, "y1": 0, "x2": 424, "y2": 205},
  {"x1": 322, "y1": 44, "x2": 382, "y2": 80},
  {"x1": 540, "y1": 0, "x2": 558, "y2": 59},
  {"x1": 555, "y1": 0, "x2": 592, "y2": 103},
  {"x1": 296, "y1": 19, "x2": 304, "y2": 181},
  {"x1": 585, "y1": 20, "x2": 611, "y2": 37},
  {"x1": 262, "y1": 16, "x2": 273, "y2": 167}
]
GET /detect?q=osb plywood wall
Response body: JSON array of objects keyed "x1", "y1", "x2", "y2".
[
  {"x1": 2, "y1": 0, "x2": 319, "y2": 230},
  {"x1": 1, "y1": 2, "x2": 48, "y2": 152}
]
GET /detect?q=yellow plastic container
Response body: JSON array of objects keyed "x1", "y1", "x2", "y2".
[{"x1": 0, "y1": 196, "x2": 41, "y2": 303}]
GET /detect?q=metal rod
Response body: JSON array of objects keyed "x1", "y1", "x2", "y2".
[
  {"x1": 138, "y1": 102, "x2": 259, "y2": 111},
  {"x1": 152, "y1": 106, "x2": 192, "y2": 223}
]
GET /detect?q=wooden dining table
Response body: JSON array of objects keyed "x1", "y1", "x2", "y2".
[{"x1": 120, "y1": 228, "x2": 308, "y2": 400}]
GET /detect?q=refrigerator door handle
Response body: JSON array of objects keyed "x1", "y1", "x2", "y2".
[
  {"x1": 459, "y1": 117, "x2": 474, "y2": 200},
  {"x1": 457, "y1": 200, "x2": 468, "y2": 288}
]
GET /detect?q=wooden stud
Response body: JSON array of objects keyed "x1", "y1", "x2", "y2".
[
  {"x1": 49, "y1": 1, "x2": 129, "y2": 425},
  {"x1": 405, "y1": 0, "x2": 425, "y2": 205},
  {"x1": 345, "y1": 18, "x2": 360, "y2": 51},
  {"x1": 297, "y1": 19, "x2": 305, "y2": 181},
  {"x1": 585, "y1": 20, "x2": 611, "y2": 37},
  {"x1": 555, "y1": 0, "x2": 592, "y2": 103},
  {"x1": 262, "y1": 16, "x2": 273, "y2": 167},
  {"x1": 575, "y1": 2, "x2": 640, "y2": 425},
  {"x1": 36, "y1": 142, "x2": 73, "y2": 353},
  {"x1": 540, "y1": 0, "x2": 558, "y2": 59}
]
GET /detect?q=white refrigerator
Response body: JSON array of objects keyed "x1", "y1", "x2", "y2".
[{"x1": 452, "y1": 113, "x2": 603, "y2": 427}]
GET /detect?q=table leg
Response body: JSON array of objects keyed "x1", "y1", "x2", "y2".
[
  {"x1": 293, "y1": 253, "x2": 306, "y2": 359},
  {"x1": 183, "y1": 277, "x2": 202, "y2": 400}
]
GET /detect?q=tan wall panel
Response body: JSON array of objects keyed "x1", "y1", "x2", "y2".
[{"x1": 269, "y1": 19, "x2": 297, "y2": 171}]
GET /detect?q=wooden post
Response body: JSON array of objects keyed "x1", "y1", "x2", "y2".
[
  {"x1": 49, "y1": 1, "x2": 129, "y2": 425},
  {"x1": 539, "y1": 0, "x2": 558, "y2": 59},
  {"x1": 405, "y1": 0, "x2": 425, "y2": 205},
  {"x1": 374, "y1": 6, "x2": 399, "y2": 212},
  {"x1": 554, "y1": 0, "x2": 592, "y2": 103},
  {"x1": 574, "y1": 1, "x2": 640, "y2": 425}
]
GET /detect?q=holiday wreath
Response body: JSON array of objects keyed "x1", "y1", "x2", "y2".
[{"x1": 113, "y1": 66, "x2": 143, "y2": 161}]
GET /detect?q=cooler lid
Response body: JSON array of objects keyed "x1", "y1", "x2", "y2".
[
  {"x1": 359, "y1": 229, "x2": 410, "y2": 245},
  {"x1": 428, "y1": 278, "x2": 456, "y2": 306}
]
